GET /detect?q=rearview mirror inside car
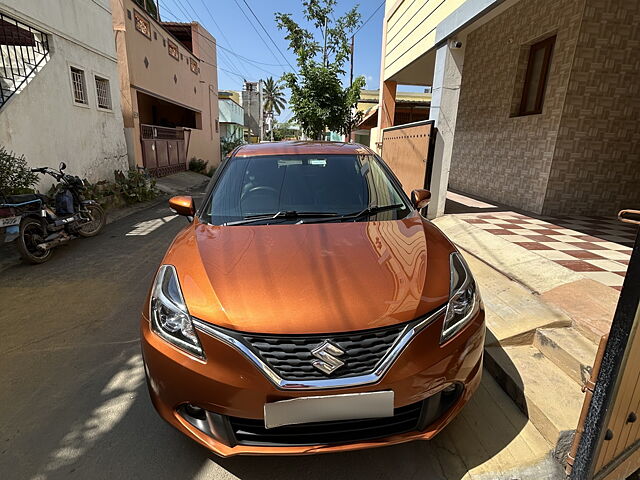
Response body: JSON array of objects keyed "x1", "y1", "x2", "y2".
[
  {"x1": 169, "y1": 196, "x2": 195, "y2": 218},
  {"x1": 411, "y1": 189, "x2": 431, "y2": 210}
]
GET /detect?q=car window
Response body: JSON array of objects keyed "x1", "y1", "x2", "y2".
[{"x1": 202, "y1": 154, "x2": 410, "y2": 225}]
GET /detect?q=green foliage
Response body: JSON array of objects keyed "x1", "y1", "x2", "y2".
[
  {"x1": 189, "y1": 157, "x2": 208, "y2": 174},
  {"x1": 221, "y1": 137, "x2": 246, "y2": 156},
  {"x1": 46, "y1": 169, "x2": 157, "y2": 208},
  {"x1": 113, "y1": 169, "x2": 157, "y2": 204},
  {"x1": 263, "y1": 77, "x2": 287, "y2": 116},
  {"x1": 0, "y1": 146, "x2": 38, "y2": 197},
  {"x1": 276, "y1": 0, "x2": 366, "y2": 139},
  {"x1": 272, "y1": 122, "x2": 299, "y2": 141}
]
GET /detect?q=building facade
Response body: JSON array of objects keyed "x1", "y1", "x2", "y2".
[
  {"x1": 218, "y1": 91, "x2": 244, "y2": 142},
  {"x1": 111, "y1": 0, "x2": 220, "y2": 175},
  {"x1": 375, "y1": 0, "x2": 640, "y2": 217},
  {"x1": 0, "y1": 0, "x2": 128, "y2": 190}
]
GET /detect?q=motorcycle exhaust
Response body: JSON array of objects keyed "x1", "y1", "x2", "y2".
[{"x1": 37, "y1": 233, "x2": 72, "y2": 251}]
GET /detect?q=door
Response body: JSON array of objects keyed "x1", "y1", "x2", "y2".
[
  {"x1": 380, "y1": 120, "x2": 435, "y2": 196},
  {"x1": 568, "y1": 210, "x2": 640, "y2": 480}
]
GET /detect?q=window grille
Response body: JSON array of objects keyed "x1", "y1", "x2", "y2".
[
  {"x1": 70, "y1": 67, "x2": 88, "y2": 105},
  {"x1": 95, "y1": 76, "x2": 112, "y2": 110}
]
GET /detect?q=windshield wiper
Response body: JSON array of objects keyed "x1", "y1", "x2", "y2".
[
  {"x1": 223, "y1": 211, "x2": 339, "y2": 226},
  {"x1": 301, "y1": 203, "x2": 406, "y2": 224}
]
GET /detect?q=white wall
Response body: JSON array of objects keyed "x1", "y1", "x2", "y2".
[{"x1": 0, "y1": 0, "x2": 127, "y2": 191}]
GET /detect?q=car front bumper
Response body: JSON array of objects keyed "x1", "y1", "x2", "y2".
[{"x1": 140, "y1": 307, "x2": 485, "y2": 457}]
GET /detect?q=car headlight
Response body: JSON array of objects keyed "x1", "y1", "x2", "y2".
[
  {"x1": 150, "y1": 265, "x2": 204, "y2": 359},
  {"x1": 441, "y1": 252, "x2": 480, "y2": 344}
]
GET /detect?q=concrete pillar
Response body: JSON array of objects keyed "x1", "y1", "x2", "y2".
[
  {"x1": 427, "y1": 40, "x2": 465, "y2": 219},
  {"x1": 379, "y1": 80, "x2": 397, "y2": 130}
]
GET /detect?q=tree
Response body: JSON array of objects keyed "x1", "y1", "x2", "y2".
[
  {"x1": 272, "y1": 122, "x2": 299, "y2": 141},
  {"x1": 263, "y1": 77, "x2": 287, "y2": 117},
  {"x1": 276, "y1": 0, "x2": 366, "y2": 140}
]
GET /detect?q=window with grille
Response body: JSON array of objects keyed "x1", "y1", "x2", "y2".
[
  {"x1": 70, "y1": 67, "x2": 88, "y2": 105},
  {"x1": 95, "y1": 76, "x2": 112, "y2": 110}
]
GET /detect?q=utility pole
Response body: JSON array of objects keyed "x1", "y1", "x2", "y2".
[
  {"x1": 349, "y1": 36, "x2": 354, "y2": 87},
  {"x1": 322, "y1": 16, "x2": 328, "y2": 67}
]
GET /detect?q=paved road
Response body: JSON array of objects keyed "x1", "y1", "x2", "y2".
[{"x1": 0, "y1": 193, "x2": 562, "y2": 480}]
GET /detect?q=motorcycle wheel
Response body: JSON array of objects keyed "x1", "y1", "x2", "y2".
[
  {"x1": 77, "y1": 204, "x2": 106, "y2": 237},
  {"x1": 16, "y1": 218, "x2": 53, "y2": 264}
]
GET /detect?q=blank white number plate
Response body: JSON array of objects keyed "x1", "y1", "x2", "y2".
[{"x1": 264, "y1": 390, "x2": 394, "y2": 429}]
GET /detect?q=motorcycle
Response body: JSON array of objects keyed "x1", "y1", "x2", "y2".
[{"x1": 0, "y1": 162, "x2": 105, "y2": 264}]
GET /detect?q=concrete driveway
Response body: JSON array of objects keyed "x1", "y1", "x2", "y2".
[{"x1": 0, "y1": 192, "x2": 561, "y2": 480}]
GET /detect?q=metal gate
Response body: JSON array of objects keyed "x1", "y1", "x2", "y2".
[
  {"x1": 140, "y1": 124, "x2": 190, "y2": 177},
  {"x1": 380, "y1": 120, "x2": 435, "y2": 196},
  {"x1": 568, "y1": 210, "x2": 640, "y2": 480}
]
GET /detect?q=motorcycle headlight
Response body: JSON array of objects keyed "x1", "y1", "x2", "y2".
[
  {"x1": 150, "y1": 265, "x2": 204, "y2": 359},
  {"x1": 441, "y1": 252, "x2": 480, "y2": 344}
]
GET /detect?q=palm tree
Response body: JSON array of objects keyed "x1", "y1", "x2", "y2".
[{"x1": 263, "y1": 77, "x2": 287, "y2": 116}]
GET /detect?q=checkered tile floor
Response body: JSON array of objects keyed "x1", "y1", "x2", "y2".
[{"x1": 458, "y1": 212, "x2": 637, "y2": 290}]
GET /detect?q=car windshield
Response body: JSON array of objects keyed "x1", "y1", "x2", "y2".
[{"x1": 201, "y1": 153, "x2": 410, "y2": 226}]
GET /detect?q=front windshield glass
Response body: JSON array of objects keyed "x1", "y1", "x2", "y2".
[{"x1": 202, "y1": 154, "x2": 410, "y2": 226}]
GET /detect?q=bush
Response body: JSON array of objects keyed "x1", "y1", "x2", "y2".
[
  {"x1": 114, "y1": 169, "x2": 157, "y2": 204},
  {"x1": 189, "y1": 157, "x2": 208, "y2": 174},
  {"x1": 0, "y1": 147, "x2": 39, "y2": 197},
  {"x1": 47, "y1": 169, "x2": 157, "y2": 209},
  {"x1": 221, "y1": 137, "x2": 245, "y2": 156}
]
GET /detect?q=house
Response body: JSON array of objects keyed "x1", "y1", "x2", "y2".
[
  {"x1": 218, "y1": 90, "x2": 244, "y2": 142},
  {"x1": 0, "y1": 0, "x2": 128, "y2": 189},
  {"x1": 110, "y1": 0, "x2": 220, "y2": 176},
  {"x1": 354, "y1": 88, "x2": 431, "y2": 146},
  {"x1": 373, "y1": 0, "x2": 640, "y2": 218}
]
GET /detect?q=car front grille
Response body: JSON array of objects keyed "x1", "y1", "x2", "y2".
[
  {"x1": 228, "y1": 400, "x2": 424, "y2": 446},
  {"x1": 240, "y1": 323, "x2": 407, "y2": 380}
]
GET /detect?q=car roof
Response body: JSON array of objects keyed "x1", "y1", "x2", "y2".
[{"x1": 233, "y1": 141, "x2": 373, "y2": 158}]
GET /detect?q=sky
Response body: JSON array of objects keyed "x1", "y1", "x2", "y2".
[{"x1": 158, "y1": 0, "x2": 388, "y2": 123}]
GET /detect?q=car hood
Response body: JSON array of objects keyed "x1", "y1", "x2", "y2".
[{"x1": 164, "y1": 213, "x2": 454, "y2": 335}]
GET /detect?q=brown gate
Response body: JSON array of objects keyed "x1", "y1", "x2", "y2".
[
  {"x1": 380, "y1": 120, "x2": 435, "y2": 196},
  {"x1": 140, "y1": 124, "x2": 189, "y2": 177},
  {"x1": 569, "y1": 210, "x2": 640, "y2": 480}
]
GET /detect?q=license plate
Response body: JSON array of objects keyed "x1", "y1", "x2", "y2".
[
  {"x1": 0, "y1": 216, "x2": 20, "y2": 227},
  {"x1": 264, "y1": 391, "x2": 394, "y2": 429}
]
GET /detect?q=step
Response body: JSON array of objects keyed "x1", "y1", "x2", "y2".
[
  {"x1": 484, "y1": 344, "x2": 584, "y2": 446},
  {"x1": 462, "y1": 253, "x2": 572, "y2": 346},
  {"x1": 533, "y1": 327, "x2": 599, "y2": 386}
]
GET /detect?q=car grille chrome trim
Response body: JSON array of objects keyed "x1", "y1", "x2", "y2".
[{"x1": 191, "y1": 304, "x2": 447, "y2": 391}]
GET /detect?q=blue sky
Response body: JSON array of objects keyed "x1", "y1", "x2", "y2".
[{"x1": 159, "y1": 0, "x2": 387, "y2": 122}]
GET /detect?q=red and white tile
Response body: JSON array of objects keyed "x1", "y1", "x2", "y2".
[{"x1": 458, "y1": 212, "x2": 636, "y2": 290}]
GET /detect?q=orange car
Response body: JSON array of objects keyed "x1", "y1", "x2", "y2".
[{"x1": 141, "y1": 141, "x2": 485, "y2": 456}]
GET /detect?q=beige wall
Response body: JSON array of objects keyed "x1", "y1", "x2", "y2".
[
  {"x1": 112, "y1": 0, "x2": 220, "y2": 168},
  {"x1": 543, "y1": 0, "x2": 640, "y2": 216},
  {"x1": 448, "y1": 0, "x2": 585, "y2": 213},
  {"x1": 383, "y1": 0, "x2": 467, "y2": 81}
]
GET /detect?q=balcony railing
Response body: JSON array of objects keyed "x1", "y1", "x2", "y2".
[{"x1": 0, "y1": 11, "x2": 50, "y2": 109}]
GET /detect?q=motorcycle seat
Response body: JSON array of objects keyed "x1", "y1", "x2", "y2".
[{"x1": 2, "y1": 193, "x2": 47, "y2": 206}]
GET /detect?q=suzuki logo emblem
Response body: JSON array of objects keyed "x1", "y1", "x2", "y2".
[{"x1": 311, "y1": 340, "x2": 345, "y2": 375}]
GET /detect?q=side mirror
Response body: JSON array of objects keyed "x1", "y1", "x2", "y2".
[
  {"x1": 169, "y1": 196, "x2": 195, "y2": 218},
  {"x1": 59, "y1": 161, "x2": 67, "y2": 171},
  {"x1": 411, "y1": 189, "x2": 431, "y2": 209}
]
